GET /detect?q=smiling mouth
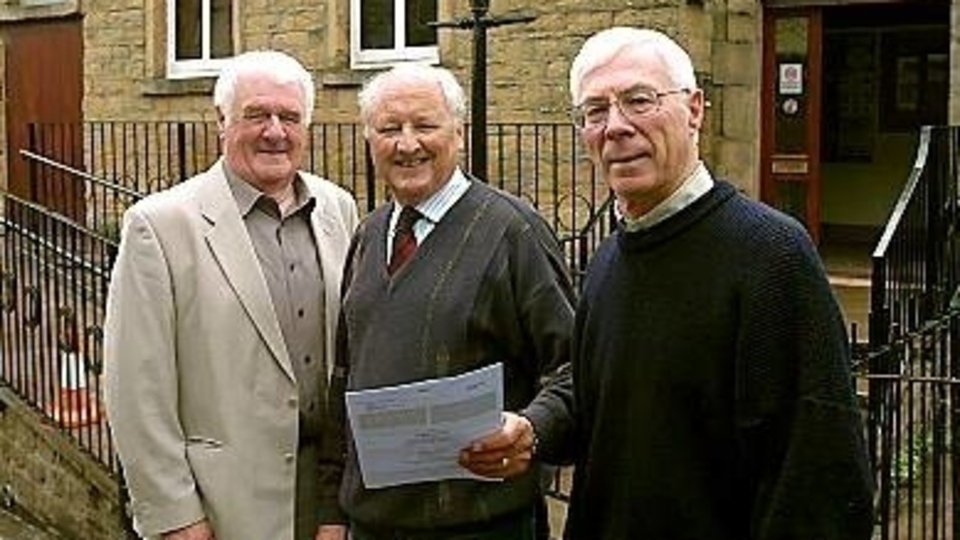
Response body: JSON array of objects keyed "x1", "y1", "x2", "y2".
[
  {"x1": 608, "y1": 152, "x2": 649, "y2": 165},
  {"x1": 395, "y1": 156, "x2": 430, "y2": 167}
]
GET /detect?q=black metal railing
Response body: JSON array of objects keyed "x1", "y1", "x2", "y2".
[
  {"x1": 867, "y1": 125, "x2": 960, "y2": 540},
  {"x1": 26, "y1": 121, "x2": 612, "y2": 284},
  {"x1": 2, "y1": 121, "x2": 613, "y2": 514},
  {"x1": 0, "y1": 189, "x2": 117, "y2": 472}
]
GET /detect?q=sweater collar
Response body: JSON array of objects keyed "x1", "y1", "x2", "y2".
[{"x1": 617, "y1": 180, "x2": 738, "y2": 252}]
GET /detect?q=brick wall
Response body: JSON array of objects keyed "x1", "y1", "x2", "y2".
[{"x1": 0, "y1": 387, "x2": 126, "y2": 540}]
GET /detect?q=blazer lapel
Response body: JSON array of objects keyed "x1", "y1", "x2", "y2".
[{"x1": 198, "y1": 161, "x2": 295, "y2": 382}]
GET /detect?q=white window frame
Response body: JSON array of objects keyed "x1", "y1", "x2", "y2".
[
  {"x1": 350, "y1": 0, "x2": 439, "y2": 70},
  {"x1": 166, "y1": 0, "x2": 233, "y2": 79}
]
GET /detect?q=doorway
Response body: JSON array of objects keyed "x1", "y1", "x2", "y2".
[{"x1": 760, "y1": 1, "x2": 949, "y2": 247}]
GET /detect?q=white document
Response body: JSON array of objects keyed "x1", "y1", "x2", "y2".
[{"x1": 345, "y1": 363, "x2": 504, "y2": 489}]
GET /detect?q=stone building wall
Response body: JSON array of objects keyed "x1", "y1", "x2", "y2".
[
  {"x1": 0, "y1": 387, "x2": 126, "y2": 540},
  {"x1": 77, "y1": 0, "x2": 763, "y2": 194}
]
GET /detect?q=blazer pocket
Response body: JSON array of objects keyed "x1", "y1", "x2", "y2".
[{"x1": 185, "y1": 435, "x2": 225, "y2": 449}]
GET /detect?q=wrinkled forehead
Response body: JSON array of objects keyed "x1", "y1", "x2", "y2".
[
  {"x1": 369, "y1": 80, "x2": 454, "y2": 119},
  {"x1": 232, "y1": 74, "x2": 306, "y2": 109},
  {"x1": 577, "y1": 46, "x2": 671, "y2": 101}
]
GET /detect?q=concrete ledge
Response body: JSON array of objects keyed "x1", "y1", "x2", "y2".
[{"x1": 0, "y1": 1, "x2": 78, "y2": 23}]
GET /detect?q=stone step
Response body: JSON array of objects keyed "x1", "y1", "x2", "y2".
[{"x1": 0, "y1": 507, "x2": 58, "y2": 540}]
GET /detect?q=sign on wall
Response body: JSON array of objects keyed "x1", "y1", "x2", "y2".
[{"x1": 778, "y1": 63, "x2": 804, "y2": 95}]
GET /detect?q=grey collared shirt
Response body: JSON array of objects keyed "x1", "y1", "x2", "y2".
[{"x1": 226, "y1": 169, "x2": 327, "y2": 441}]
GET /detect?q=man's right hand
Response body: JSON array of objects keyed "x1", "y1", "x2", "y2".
[{"x1": 162, "y1": 520, "x2": 215, "y2": 540}]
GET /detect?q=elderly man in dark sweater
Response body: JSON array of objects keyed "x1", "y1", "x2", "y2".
[
  {"x1": 330, "y1": 64, "x2": 574, "y2": 540},
  {"x1": 463, "y1": 27, "x2": 875, "y2": 540}
]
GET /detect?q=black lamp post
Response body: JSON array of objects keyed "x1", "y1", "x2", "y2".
[{"x1": 433, "y1": 1, "x2": 535, "y2": 181}]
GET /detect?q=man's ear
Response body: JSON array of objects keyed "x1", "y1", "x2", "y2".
[
  {"x1": 455, "y1": 121, "x2": 465, "y2": 150},
  {"x1": 687, "y1": 89, "x2": 706, "y2": 131},
  {"x1": 216, "y1": 107, "x2": 227, "y2": 132}
]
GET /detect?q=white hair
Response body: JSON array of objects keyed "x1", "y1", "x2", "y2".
[
  {"x1": 569, "y1": 27, "x2": 698, "y2": 104},
  {"x1": 213, "y1": 50, "x2": 315, "y2": 124},
  {"x1": 357, "y1": 63, "x2": 467, "y2": 135}
]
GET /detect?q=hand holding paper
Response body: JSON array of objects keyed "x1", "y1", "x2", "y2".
[
  {"x1": 344, "y1": 363, "x2": 504, "y2": 489},
  {"x1": 459, "y1": 412, "x2": 536, "y2": 479}
]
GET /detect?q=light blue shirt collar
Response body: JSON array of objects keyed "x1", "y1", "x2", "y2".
[{"x1": 388, "y1": 167, "x2": 471, "y2": 253}]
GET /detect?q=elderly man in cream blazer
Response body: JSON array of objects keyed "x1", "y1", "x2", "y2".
[{"x1": 104, "y1": 51, "x2": 357, "y2": 540}]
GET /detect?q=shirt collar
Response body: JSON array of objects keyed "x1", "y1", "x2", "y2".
[
  {"x1": 394, "y1": 167, "x2": 471, "y2": 225},
  {"x1": 622, "y1": 161, "x2": 714, "y2": 232},
  {"x1": 224, "y1": 163, "x2": 314, "y2": 219}
]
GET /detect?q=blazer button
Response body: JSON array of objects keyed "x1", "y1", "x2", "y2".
[
  {"x1": 284, "y1": 452, "x2": 295, "y2": 464},
  {"x1": 287, "y1": 396, "x2": 298, "y2": 408}
]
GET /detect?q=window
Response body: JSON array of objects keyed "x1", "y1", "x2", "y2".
[
  {"x1": 350, "y1": 0, "x2": 438, "y2": 69},
  {"x1": 879, "y1": 30, "x2": 948, "y2": 131},
  {"x1": 167, "y1": 0, "x2": 234, "y2": 79}
]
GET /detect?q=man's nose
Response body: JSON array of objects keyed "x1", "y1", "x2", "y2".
[
  {"x1": 395, "y1": 125, "x2": 420, "y2": 152},
  {"x1": 262, "y1": 114, "x2": 287, "y2": 138},
  {"x1": 604, "y1": 102, "x2": 636, "y2": 134}
]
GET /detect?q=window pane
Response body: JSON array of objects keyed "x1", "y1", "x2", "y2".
[
  {"x1": 406, "y1": 0, "x2": 437, "y2": 47},
  {"x1": 361, "y1": 0, "x2": 394, "y2": 49},
  {"x1": 211, "y1": 0, "x2": 232, "y2": 58},
  {"x1": 176, "y1": 0, "x2": 201, "y2": 59}
]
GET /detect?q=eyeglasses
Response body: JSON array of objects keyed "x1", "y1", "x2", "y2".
[{"x1": 571, "y1": 87, "x2": 689, "y2": 130}]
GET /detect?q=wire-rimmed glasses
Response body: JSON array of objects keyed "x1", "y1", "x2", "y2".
[{"x1": 571, "y1": 87, "x2": 689, "y2": 130}]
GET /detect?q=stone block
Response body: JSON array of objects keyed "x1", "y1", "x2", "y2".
[
  {"x1": 720, "y1": 85, "x2": 759, "y2": 140},
  {"x1": 712, "y1": 41, "x2": 758, "y2": 86}
]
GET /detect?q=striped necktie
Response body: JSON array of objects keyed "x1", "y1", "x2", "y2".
[{"x1": 388, "y1": 206, "x2": 421, "y2": 275}]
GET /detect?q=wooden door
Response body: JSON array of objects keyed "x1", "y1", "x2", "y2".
[
  {"x1": 4, "y1": 17, "x2": 83, "y2": 219},
  {"x1": 761, "y1": 8, "x2": 822, "y2": 242}
]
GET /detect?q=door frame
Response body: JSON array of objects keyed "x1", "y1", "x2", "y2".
[{"x1": 760, "y1": 7, "x2": 823, "y2": 243}]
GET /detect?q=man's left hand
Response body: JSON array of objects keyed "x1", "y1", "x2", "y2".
[
  {"x1": 458, "y1": 412, "x2": 536, "y2": 479},
  {"x1": 315, "y1": 524, "x2": 346, "y2": 540}
]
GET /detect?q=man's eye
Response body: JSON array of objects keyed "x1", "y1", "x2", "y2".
[
  {"x1": 243, "y1": 110, "x2": 270, "y2": 122},
  {"x1": 377, "y1": 126, "x2": 401, "y2": 136},
  {"x1": 625, "y1": 94, "x2": 656, "y2": 109},
  {"x1": 278, "y1": 112, "x2": 302, "y2": 125},
  {"x1": 582, "y1": 104, "x2": 609, "y2": 121}
]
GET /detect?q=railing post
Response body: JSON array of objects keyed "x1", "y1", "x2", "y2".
[
  {"x1": 364, "y1": 140, "x2": 377, "y2": 214},
  {"x1": 923, "y1": 126, "x2": 943, "y2": 318},
  {"x1": 177, "y1": 122, "x2": 187, "y2": 184},
  {"x1": 117, "y1": 462, "x2": 138, "y2": 538},
  {"x1": 28, "y1": 124, "x2": 39, "y2": 206},
  {"x1": 431, "y1": 3, "x2": 535, "y2": 182},
  {"x1": 867, "y1": 254, "x2": 890, "y2": 538}
]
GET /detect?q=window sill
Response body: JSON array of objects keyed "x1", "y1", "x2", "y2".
[
  {"x1": 319, "y1": 70, "x2": 368, "y2": 89},
  {"x1": 142, "y1": 77, "x2": 215, "y2": 97}
]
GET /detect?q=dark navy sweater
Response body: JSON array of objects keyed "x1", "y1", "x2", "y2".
[{"x1": 555, "y1": 181, "x2": 874, "y2": 540}]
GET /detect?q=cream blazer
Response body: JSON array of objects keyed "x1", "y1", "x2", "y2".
[{"x1": 103, "y1": 160, "x2": 358, "y2": 539}]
